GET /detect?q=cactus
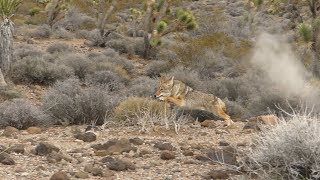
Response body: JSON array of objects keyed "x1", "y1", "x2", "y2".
[{"x1": 140, "y1": 0, "x2": 197, "y2": 58}]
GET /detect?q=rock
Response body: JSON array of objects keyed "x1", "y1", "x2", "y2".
[
  {"x1": 182, "y1": 150, "x2": 194, "y2": 156},
  {"x1": 194, "y1": 154, "x2": 211, "y2": 162},
  {"x1": 47, "y1": 152, "x2": 71, "y2": 163},
  {"x1": 201, "y1": 120, "x2": 217, "y2": 128},
  {"x1": 154, "y1": 141, "x2": 176, "y2": 151},
  {"x1": 219, "y1": 141, "x2": 230, "y2": 146},
  {"x1": 74, "y1": 132, "x2": 96, "y2": 142},
  {"x1": 84, "y1": 164, "x2": 94, "y2": 173},
  {"x1": 91, "y1": 167, "x2": 103, "y2": 176},
  {"x1": 35, "y1": 142, "x2": 60, "y2": 156},
  {"x1": 205, "y1": 170, "x2": 229, "y2": 179},
  {"x1": 2, "y1": 126, "x2": 19, "y2": 137},
  {"x1": 207, "y1": 146, "x2": 238, "y2": 165},
  {"x1": 26, "y1": 127, "x2": 42, "y2": 134},
  {"x1": 74, "y1": 171, "x2": 89, "y2": 179},
  {"x1": 92, "y1": 138, "x2": 137, "y2": 155},
  {"x1": 0, "y1": 152, "x2": 15, "y2": 165},
  {"x1": 129, "y1": 137, "x2": 144, "y2": 145},
  {"x1": 244, "y1": 115, "x2": 279, "y2": 131},
  {"x1": 160, "y1": 151, "x2": 175, "y2": 160},
  {"x1": 139, "y1": 149, "x2": 152, "y2": 157},
  {"x1": 7, "y1": 144, "x2": 25, "y2": 154},
  {"x1": 103, "y1": 170, "x2": 115, "y2": 177},
  {"x1": 103, "y1": 156, "x2": 136, "y2": 171},
  {"x1": 50, "y1": 171, "x2": 69, "y2": 180}
]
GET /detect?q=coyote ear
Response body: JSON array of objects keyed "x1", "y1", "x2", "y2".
[{"x1": 168, "y1": 76, "x2": 174, "y2": 85}]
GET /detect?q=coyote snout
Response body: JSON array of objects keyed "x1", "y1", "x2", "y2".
[{"x1": 155, "y1": 76, "x2": 234, "y2": 126}]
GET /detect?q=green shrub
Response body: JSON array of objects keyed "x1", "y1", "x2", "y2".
[{"x1": 298, "y1": 23, "x2": 313, "y2": 42}]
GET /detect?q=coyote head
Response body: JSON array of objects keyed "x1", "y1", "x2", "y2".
[{"x1": 154, "y1": 76, "x2": 174, "y2": 100}]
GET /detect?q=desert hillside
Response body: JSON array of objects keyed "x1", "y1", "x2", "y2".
[{"x1": 0, "y1": 0, "x2": 319, "y2": 179}]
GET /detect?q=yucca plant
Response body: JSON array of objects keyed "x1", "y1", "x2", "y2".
[
  {"x1": 0, "y1": 0, "x2": 21, "y2": 76},
  {"x1": 298, "y1": 23, "x2": 313, "y2": 42},
  {"x1": 140, "y1": 0, "x2": 198, "y2": 58}
]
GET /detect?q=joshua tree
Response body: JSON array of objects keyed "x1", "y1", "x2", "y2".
[
  {"x1": 46, "y1": 0, "x2": 68, "y2": 28},
  {"x1": 0, "y1": 0, "x2": 21, "y2": 78},
  {"x1": 93, "y1": 0, "x2": 117, "y2": 36},
  {"x1": 142, "y1": 0, "x2": 198, "y2": 58}
]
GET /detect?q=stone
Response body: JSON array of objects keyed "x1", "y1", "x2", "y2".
[
  {"x1": 2, "y1": 126, "x2": 19, "y2": 137},
  {"x1": 154, "y1": 141, "x2": 176, "y2": 151},
  {"x1": 84, "y1": 164, "x2": 94, "y2": 173},
  {"x1": 50, "y1": 171, "x2": 69, "y2": 180},
  {"x1": 129, "y1": 137, "x2": 144, "y2": 145},
  {"x1": 160, "y1": 151, "x2": 175, "y2": 160},
  {"x1": 7, "y1": 144, "x2": 25, "y2": 154},
  {"x1": 0, "y1": 152, "x2": 15, "y2": 165},
  {"x1": 207, "y1": 146, "x2": 238, "y2": 165},
  {"x1": 74, "y1": 171, "x2": 89, "y2": 179},
  {"x1": 244, "y1": 115, "x2": 279, "y2": 131},
  {"x1": 206, "y1": 170, "x2": 229, "y2": 179},
  {"x1": 200, "y1": 120, "x2": 217, "y2": 128},
  {"x1": 219, "y1": 141, "x2": 230, "y2": 146},
  {"x1": 91, "y1": 167, "x2": 103, "y2": 176},
  {"x1": 35, "y1": 142, "x2": 60, "y2": 156},
  {"x1": 182, "y1": 150, "x2": 194, "y2": 156},
  {"x1": 103, "y1": 156, "x2": 136, "y2": 171},
  {"x1": 26, "y1": 127, "x2": 42, "y2": 134},
  {"x1": 92, "y1": 138, "x2": 137, "y2": 155},
  {"x1": 74, "y1": 132, "x2": 96, "y2": 142}
]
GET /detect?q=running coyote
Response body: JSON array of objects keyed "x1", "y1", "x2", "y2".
[{"x1": 154, "y1": 76, "x2": 234, "y2": 126}]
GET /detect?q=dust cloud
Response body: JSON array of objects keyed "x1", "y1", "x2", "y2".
[{"x1": 251, "y1": 33, "x2": 309, "y2": 96}]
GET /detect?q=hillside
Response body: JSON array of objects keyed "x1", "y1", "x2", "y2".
[{"x1": 0, "y1": 0, "x2": 319, "y2": 179}]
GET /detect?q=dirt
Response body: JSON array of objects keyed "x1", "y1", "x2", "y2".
[{"x1": 0, "y1": 120, "x2": 254, "y2": 179}]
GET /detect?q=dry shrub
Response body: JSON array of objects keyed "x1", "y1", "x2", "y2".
[
  {"x1": 46, "y1": 42, "x2": 71, "y2": 54},
  {"x1": 43, "y1": 78, "x2": 120, "y2": 125},
  {"x1": 126, "y1": 76, "x2": 158, "y2": 97},
  {"x1": 0, "y1": 98, "x2": 51, "y2": 129},
  {"x1": 245, "y1": 114, "x2": 320, "y2": 179},
  {"x1": 30, "y1": 24, "x2": 52, "y2": 38},
  {"x1": 85, "y1": 70, "x2": 126, "y2": 92},
  {"x1": 59, "y1": 53, "x2": 91, "y2": 79},
  {"x1": 113, "y1": 97, "x2": 169, "y2": 126},
  {"x1": 10, "y1": 57, "x2": 73, "y2": 85}
]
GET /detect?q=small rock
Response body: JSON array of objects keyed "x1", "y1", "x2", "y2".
[
  {"x1": 84, "y1": 164, "x2": 94, "y2": 173},
  {"x1": 7, "y1": 144, "x2": 25, "y2": 154},
  {"x1": 139, "y1": 149, "x2": 152, "y2": 157},
  {"x1": 207, "y1": 146, "x2": 238, "y2": 165},
  {"x1": 74, "y1": 132, "x2": 96, "y2": 142},
  {"x1": 206, "y1": 170, "x2": 229, "y2": 179},
  {"x1": 154, "y1": 141, "x2": 176, "y2": 151},
  {"x1": 160, "y1": 150, "x2": 175, "y2": 160},
  {"x1": 74, "y1": 171, "x2": 89, "y2": 179},
  {"x1": 182, "y1": 150, "x2": 194, "y2": 156},
  {"x1": 26, "y1": 127, "x2": 42, "y2": 134},
  {"x1": 219, "y1": 141, "x2": 230, "y2": 146},
  {"x1": 47, "y1": 152, "x2": 63, "y2": 163},
  {"x1": 91, "y1": 167, "x2": 103, "y2": 176},
  {"x1": 35, "y1": 142, "x2": 60, "y2": 156},
  {"x1": 92, "y1": 138, "x2": 137, "y2": 155},
  {"x1": 104, "y1": 157, "x2": 135, "y2": 171},
  {"x1": 0, "y1": 152, "x2": 15, "y2": 165},
  {"x1": 129, "y1": 137, "x2": 144, "y2": 145},
  {"x1": 244, "y1": 115, "x2": 279, "y2": 131},
  {"x1": 2, "y1": 126, "x2": 19, "y2": 137},
  {"x1": 237, "y1": 142, "x2": 248, "y2": 147},
  {"x1": 201, "y1": 120, "x2": 217, "y2": 128},
  {"x1": 50, "y1": 171, "x2": 69, "y2": 180},
  {"x1": 194, "y1": 154, "x2": 211, "y2": 162},
  {"x1": 103, "y1": 169, "x2": 115, "y2": 177}
]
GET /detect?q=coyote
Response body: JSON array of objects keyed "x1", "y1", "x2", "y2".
[{"x1": 154, "y1": 76, "x2": 234, "y2": 126}]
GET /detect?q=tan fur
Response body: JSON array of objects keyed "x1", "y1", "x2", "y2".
[{"x1": 155, "y1": 76, "x2": 234, "y2": 126}]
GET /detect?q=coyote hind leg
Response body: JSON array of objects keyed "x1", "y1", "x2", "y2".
[{"x1": 214, "y1": 106, "x2": 234, "y2": 126}]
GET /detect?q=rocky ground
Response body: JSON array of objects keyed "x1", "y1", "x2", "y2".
[{"x1": 0, "y1": 117, "x2": 271, "y2": 180}]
